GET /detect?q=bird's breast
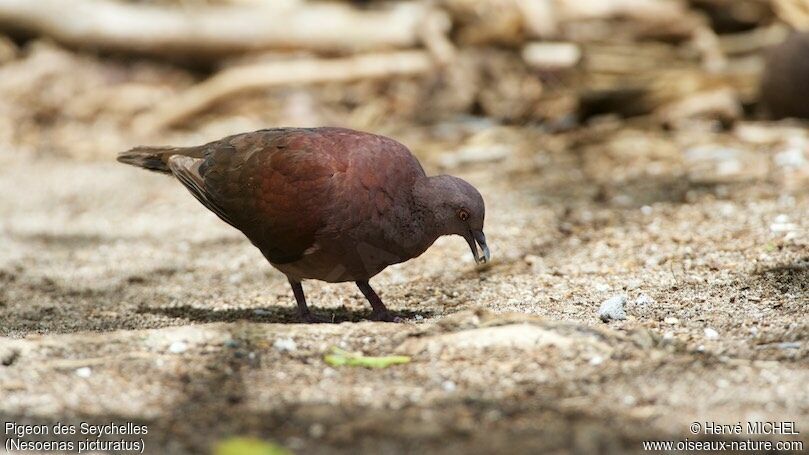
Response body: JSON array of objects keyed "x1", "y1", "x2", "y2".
[{"x1": 270, "y1": 238, "x2": 410, "y2": 283}]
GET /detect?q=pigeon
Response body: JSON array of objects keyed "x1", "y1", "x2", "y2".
[
  {"x1": 118, "y1": 127, "x2": 489, "y2": 322},
  {"x1": 760, "y1": 32, "x2": 809, "y2": 119}
]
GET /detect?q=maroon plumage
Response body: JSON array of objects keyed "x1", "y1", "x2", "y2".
[{"x1": 118, "y1": 127, "x2": 489, "y2": 322}]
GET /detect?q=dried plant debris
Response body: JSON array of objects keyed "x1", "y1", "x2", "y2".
[
  {"x1": 324, "y1": 347, "x2": 411, "y2": 369},
  {"x1": 214, "y1": 438, "x2": 292, "y2": 455}
]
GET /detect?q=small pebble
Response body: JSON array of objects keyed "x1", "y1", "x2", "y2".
[
  {"x1": 286, "y1": 438, "x2": 305, "y2": 451},
  {"x1": 625, "y1": 279, "x2": 642, "y2": 290},
  {"x1": 598, "y1": 295, "x2": 626, "y2": 322},
  {"x1": 778, "y1": 194, "x2": 796, "y2": 207},
  {"x1": 168, "y1": 341, "x2": 187, "y2": 354},
  {"x1": 774, "y1": 146, "x2": 807, "y2": 169},
  {"x1": 612, "y1": 195, "x2": 633, "y2": 206},
  {"x1": 719, "y1": 203, "x2": 736, "y2": 216},
  {"x1": 75, "y1": 367, "x2": 92, "y2": 378},
  {"x1": 645, "y1": 256, "x2": 663, "y2": 267},
  {"x1": 589, "y1": 355, "x2": 604, "y2": 366},
  {"x1": 704, "y1": 327, "x2": 719, "y2": 339},
  {"x1": 634, "y1": 294, "x2": 654, "y2": 306},
  {"x1": 664, "y1": 317, "x2": 679, "y2": 325},
  {"x1": 770, "y1": 214, "x2": 797, "y2": 233},
  {"x1": 309, "y1": 423, "x2": 325, "y2": 438},
  {"x1": 273, "y1": 337, "x2": 297, "y2": 352},
  {"x1": 442, "y1": 380, "x2": 457, "y2": 392},
  {"x1": 717, "y1": 159, "x2": 742, "y2": 176}
]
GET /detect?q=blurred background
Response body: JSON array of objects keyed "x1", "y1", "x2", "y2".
[
  {"x1": 0, "y1": 0, "x2": 807, "y2": 454},
  {"x1": 0, "y1": 0, "x2": 807, "y2": 157}
]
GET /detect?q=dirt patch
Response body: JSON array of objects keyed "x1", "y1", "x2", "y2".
[{"x1": 1, "y1": 121, "x2": 808, "y2": 453}]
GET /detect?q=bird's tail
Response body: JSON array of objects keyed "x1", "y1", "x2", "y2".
[{"x1": 117, "y1": 146, "x2": 202, "y2": 174}]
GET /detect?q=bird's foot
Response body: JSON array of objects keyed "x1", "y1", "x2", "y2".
[
  {"x1": 299, "y1": 312, "x2": 331, "y2": 323},
  {"x1": 369, "y1": 310, "x2": 404, "y2": 323}
]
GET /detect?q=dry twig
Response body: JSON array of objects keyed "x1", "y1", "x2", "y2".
[
  {"x1": 0, "y1": 0, "x2": 435, "y2": 56},
  {"x1": 134, "y1": 51, "x2": 435, "y2": 131}
]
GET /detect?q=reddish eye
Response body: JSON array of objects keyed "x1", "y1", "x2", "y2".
[{"x1": 458, "y1": 209, "x2": 470, "y2": 221}]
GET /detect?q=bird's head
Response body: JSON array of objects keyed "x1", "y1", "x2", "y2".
[{"x1": 416, "y1": 175, "x2": 490, "y2": 264}]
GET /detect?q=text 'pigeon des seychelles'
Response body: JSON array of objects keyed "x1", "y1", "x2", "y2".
[{"x1": 118, "y1": 127, "x2": 489, "y2": 322}]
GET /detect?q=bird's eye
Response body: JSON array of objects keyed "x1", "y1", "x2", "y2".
[{"x1": 458, "y1": 209, "x2": 470, "y2": 221}]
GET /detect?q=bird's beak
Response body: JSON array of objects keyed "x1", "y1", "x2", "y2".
[{"x1": 464, "y1": 229, "x2": 490, "y2": 264}]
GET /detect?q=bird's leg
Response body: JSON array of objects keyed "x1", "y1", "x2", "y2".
[
  {"x1": 356, "y1": 281, "x2": 402, "y2": 322},
  {"x1": 289, "y1": 279, "x2": 329, "y2": 323}
]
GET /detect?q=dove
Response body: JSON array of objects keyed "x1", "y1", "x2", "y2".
[{"x1": 118, "y1": 127, "x2": 489, "y2": 322}]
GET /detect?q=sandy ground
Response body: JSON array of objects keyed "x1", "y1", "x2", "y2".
[{"x1": 0, "y1": 120, "x2": 807, "y2": 454}]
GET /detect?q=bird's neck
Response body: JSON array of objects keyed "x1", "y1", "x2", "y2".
[{"x1": 406, "y1": 177, "x2": 442, "y2": 247}]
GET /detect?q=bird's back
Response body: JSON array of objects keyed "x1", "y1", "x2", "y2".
[{"x1": 160, "y1": 127, "x2": 427, "y2": 281}]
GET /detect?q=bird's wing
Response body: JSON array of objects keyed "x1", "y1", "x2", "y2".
[
  {"x1": 183, "y1": 129, "x2": 345, "y2": 264},
  {"x1": 170, "y1": 128, "x2": 423, "y2": 266},
  {"x1": 168, "y1": 155, "x2": 239, "y2": 229}
]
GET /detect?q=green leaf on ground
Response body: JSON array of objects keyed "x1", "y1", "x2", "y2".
[
  {"x1": 213, "y1": 437, "x2": 292, "y2": 455},
  {"x1": 324, "y1": 347, "x2": 411, "y2": 368}
]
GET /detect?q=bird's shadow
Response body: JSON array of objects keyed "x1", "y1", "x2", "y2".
[
  {"x1": 752, "y1": 256, "x2": 809, "y2": 295},
  {"x1": 137, "y1": 304, "x2": 432, "y2": 324}
]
